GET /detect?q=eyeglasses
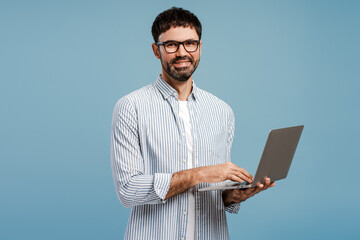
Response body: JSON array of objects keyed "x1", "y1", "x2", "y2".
[{"x1": 156, "y1": 40, "x2": 200, "y2": 53}]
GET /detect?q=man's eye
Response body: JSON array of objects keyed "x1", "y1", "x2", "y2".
[
  {"x1": 166, "y1": 42, "x2": 178, "y2": 48},
  {"x1": 185, "y1": 41, "x2": 197, "y2": 46}
]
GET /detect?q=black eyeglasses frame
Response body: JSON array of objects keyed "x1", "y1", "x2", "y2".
[{"x1": 156, "y1": 40, "x2": 201, "y2": 53}]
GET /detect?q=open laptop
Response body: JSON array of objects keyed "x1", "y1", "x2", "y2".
[{"x1": 198, "y1": 125, "x2": 304, "y2": 192}]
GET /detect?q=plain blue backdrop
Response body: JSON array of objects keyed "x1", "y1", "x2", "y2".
[{"x1": 1, "y1": 0, "x2": 359, "y2": 239}]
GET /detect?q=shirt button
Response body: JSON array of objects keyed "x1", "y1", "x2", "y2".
[
  {"x1": 181, "y1": 238, "x2": 184, "y2": 240},
  {"x1": 183, "y1": 211, "x2": 187, "y2": 215},
  {"x1": 183, "y1": 159, "x2": 186, "y2": 163},
  {"x1": 182, "y1": 133, "x2": 185, "y2": 137}
]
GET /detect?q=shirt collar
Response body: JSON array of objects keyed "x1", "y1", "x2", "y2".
[{"x1": 154, "y1": 75, "x2": 198, "y2": 101}]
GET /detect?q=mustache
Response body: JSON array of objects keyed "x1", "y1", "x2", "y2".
[{"x1": 170, "y1": 56, "x2": 193, "y2": 64}]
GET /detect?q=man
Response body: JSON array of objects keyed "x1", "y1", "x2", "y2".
[{"x1": 111, "y1": 7, "x2": 275, "y2": 240}]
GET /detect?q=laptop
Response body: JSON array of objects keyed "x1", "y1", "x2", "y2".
[{"x1": 198, "y1": 125, "x2": 304, "y2": 192}]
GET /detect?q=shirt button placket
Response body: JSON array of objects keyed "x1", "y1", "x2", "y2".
[{"x1": 180, "y1": 210, "x2": 187, "y2": 240}]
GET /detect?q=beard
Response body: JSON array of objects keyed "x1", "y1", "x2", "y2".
[{"x1": 160, "y1": 55, "x2": 200, "y2": 82}]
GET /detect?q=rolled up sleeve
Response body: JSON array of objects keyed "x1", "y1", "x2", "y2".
[{"x1": 111, "y1": 97, "x2": 172, "y2": 208}]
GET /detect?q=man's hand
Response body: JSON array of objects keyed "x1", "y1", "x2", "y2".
[
  {"x1": 222, "y1": 177, "x2": 275, "y2": 205},
  {"x1": 198, "y1": 161, "x2": 253, "y2": 184},
  {"x1": 165, "y1": 162, "x2": 253, "y2": 199}
]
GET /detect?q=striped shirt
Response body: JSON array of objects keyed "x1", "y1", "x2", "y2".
[{"x1": 111, "y1": 76, "x2": 240, "y2": 240}]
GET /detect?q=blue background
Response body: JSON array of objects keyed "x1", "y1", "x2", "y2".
[{"x1": 1, "y1": 0, "x2": 359, "y2": 239}]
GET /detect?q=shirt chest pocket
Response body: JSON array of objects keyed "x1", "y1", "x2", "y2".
[{"x1": 198, "y1": 120, "x2": 228, "y2": 165}]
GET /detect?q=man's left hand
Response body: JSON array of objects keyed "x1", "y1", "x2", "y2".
[{"x1": 222, "y1": 177, "x2": 275, "y2": 205}]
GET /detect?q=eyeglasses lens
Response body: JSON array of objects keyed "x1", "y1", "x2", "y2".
[{"x1": 165, "y1": 41, "x2": 198, "y2": 53}]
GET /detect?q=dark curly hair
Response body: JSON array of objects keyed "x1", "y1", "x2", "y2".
[{"x1": 151, "y1": 7, "x2": 202, "y2": 43}]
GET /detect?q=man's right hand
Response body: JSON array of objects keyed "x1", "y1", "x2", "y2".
[
  {"x1": 165, "y1": 162, "x2": 252, "y2": 200},
  {"x1": 197, "y1": 162, "x2": 253, "y2": 184}
]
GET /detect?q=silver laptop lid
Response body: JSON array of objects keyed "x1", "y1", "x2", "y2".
[{"x1": 251, "y1": 125, "x2": 304, "y2": 186}]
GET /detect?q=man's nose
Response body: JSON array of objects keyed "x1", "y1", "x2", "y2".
[{"x1": 176, "y1": 43, "x2": 188, "y2": 56}]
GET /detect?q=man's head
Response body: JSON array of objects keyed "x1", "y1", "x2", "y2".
[{"x1": 151, "y1": 7, "x2": 202, "y2": 82}]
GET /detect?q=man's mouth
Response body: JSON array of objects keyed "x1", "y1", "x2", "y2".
[
  {"x1": 171, "y1": 57, "x2": 193, "y2": 68},
  {"x1": 173, "y1": 60, "x2": 191, "y2": 67}
]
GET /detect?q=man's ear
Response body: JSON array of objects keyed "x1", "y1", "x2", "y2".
[{"x1": 152, "y1": 43, "x2": 161, "y2": 59}]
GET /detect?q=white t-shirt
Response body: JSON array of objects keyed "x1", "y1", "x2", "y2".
[{"x1": 178, "y1": 100, "x2": 195, "y2": 240}]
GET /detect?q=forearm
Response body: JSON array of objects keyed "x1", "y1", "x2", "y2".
[
  {"x1": 165, "y1": 162, "x2": 253, "y2": 200},
  {"x1": 164, "y1": 169, "x2": 241, "y2": 214},
  {"x1": 165, "y1": 167, "x2": 203, "y2": 199}
]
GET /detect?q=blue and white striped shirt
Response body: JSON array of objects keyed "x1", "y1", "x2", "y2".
[{"x1": 111, "y1": 76, "x2": 240, "y2": 240}]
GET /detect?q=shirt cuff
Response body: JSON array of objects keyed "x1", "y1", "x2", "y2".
[
  {"x1": 225, "y1": 202, "x2": 240, "y2": 214},
  {"x1": 154, "y1": 173, "x2": 173, "y2": 202}
]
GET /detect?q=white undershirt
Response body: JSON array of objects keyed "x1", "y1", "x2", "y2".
[{"x1": 178, "y1": 100, "x2": 195, "y2": 240}]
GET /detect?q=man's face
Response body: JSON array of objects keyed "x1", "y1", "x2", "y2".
[{"x1": 153, "y1": 27, "x2": 201, "y2": 82}]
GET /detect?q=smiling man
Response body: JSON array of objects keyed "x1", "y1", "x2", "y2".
[{"x1": 111, "y1": 7, "x2": 274, "y2": 240}]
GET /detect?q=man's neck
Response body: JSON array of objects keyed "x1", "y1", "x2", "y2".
[{"x1": 161, "y1": 72, "x2": 193, "y2": 101}]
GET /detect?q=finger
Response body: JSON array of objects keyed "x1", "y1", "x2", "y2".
[
  {"x1": 235, "y1": 167, "x2": 253, "y2": 182},
  {"x1": 244, "y1": 187, "x2": 260, "y2": 199},
  {"x1": 246, "y1": 180, "x2": 275, "y2": 198},
  {"x1": 264, "y1": 177, "x2": 271, "y2": 185},
  {"x1": 251, "y1": 184, "x2": 264, "y2": 195},
  {"x1": 256, "y1": 182, "x2": 264, "y2": 188},
  {"x1": 261, "y1": 178, "x2": 274, "y2": 190},
  {"x1": 244, "y1": 186, "x2": 257, "y2": 195},
  {"x1": 257, "y1": 177, "x2": 270, "y2": 188},
  {"x1": 232, "y1": 170, "x2": 253, "y2": 183},
  {"x1": 256, "y1": 180, "x2": 275, "y2": 192},
  {"x1": 229, "y1": 174, "x2": 245, "y2": 183},
  {"x1": 227, "y1": 162, "x2": 253, "y2": 182},
  {"x1": 263, "y1": 181, "x2": 276, "y2": 190}
]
